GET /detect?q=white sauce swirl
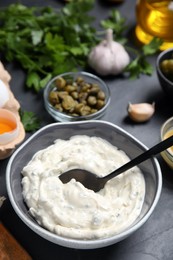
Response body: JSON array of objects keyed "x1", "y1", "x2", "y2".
[{"x1": 22, "y1": 135, "x2": 145, "y2": 240}]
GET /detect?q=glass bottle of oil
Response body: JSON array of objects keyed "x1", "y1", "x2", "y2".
[{"x1": 136, "y1": 0, "x2": 173, "y2": 50}]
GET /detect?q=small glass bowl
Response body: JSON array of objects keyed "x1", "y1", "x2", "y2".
[
  {"x1": 161, "y1": 116, "x2": 173, "y2": 169},
  {"x1": 43, "y1": 71, "x2": 111, "y2": 122}
]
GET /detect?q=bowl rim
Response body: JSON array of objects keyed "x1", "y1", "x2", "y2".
[
  {"x1": 156, "y1": 48, "x2": 173, "y2": 86},
  {"x1": 6, "y1": 120, "x2": 162, "y2": 249},
  {"x1": 43, "y1": 71, "x2": 111, "y2": 121}
]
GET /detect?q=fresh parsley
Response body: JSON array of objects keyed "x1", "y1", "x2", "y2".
[
  {"x1": 0, "y1": 1, "x2": 97, "y2": 92},
  {"x1": 19, "y1": 110, "x2": 41, "y2": 132},
  {"x1": 100, "y1": 10, "x2": 128, "y2": 45},
  {"x1": 0, "y1": 1, "x2": 162, "y2": 92},
  {"x1": 125, "y1": 37, "x2": 163, "y2": 78}
]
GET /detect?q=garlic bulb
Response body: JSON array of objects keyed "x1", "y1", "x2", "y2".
[
  {"x1": 88, "y1": 29, "x2": 130, "y2": 76},
  {"x1": 127, "y1": 102, "x2": 155, "y2": 122}
]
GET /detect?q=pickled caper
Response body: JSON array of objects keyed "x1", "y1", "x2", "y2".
[
  {"x1": 74, "y1": 103, "x2": 84, "y2": 114},
  {"x1": 80, "y1": 105, "x2": 91, "y2": 116},
  {"x1": 79, "y1": 92, "x2": 88, "y2": 102},
  {"x1": 96, "y1": 100, "x2": 105, "y2": 109},
  {"x1": 58, "y1": 91, "x2": 68, "y2": 100},
  {"x1": 71, "y1": 91, "x2": 79, "y2": 99},
  {"x1": 81, "y1": 83, "x2": 91, "y2": 92},
  {"x1": 48, "y1": 75, "x2": 107, "y2": 117},
  {"x1": 87, "y1": 95, "x2": 97, "y2": 106},
  {"x1": 55, "y1": 77, "x2": 66, "y2": 89},
  {"x1": 62, "y1": 95, "x2": 76, "y2": 110},
  {"x1": 76, "y1": 76, "x2": 84, "y2": 84},
  {"x1": 49, "y1": 91, "x2": 59, "y2": 105},
  {"x1": 55, "y1": 104, "x2": 63, "y2": 112},
  {"x1": 65, "y1": 84, "x2": 77, "y2": 93},
  {"x1": 91, "y1": 108, "x2": 98, "y2": 114},
  {"x1": 90, "y1": 84, "x2": 100, "y2": 94},
  {"x1": 97, "y1": 90, "x2": 106, "y2": 100}
]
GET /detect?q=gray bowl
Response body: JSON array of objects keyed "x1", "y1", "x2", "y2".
[
  {"x1": 6, "y1": 120, "x2": 162, "y2": 249},
  {"x1": 156, "y1": 48, "x2": 173, "y2": 98}
]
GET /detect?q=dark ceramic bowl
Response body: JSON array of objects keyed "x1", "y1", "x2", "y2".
[
  {"x1": 156, "y1": 48, "x2": 173, "y2": 98},
  {"x1": 6, "y1": 120, "x2": 162, "y2": 249}
]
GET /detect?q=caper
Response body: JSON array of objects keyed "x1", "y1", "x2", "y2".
[
  {"x1": 74, "y1": 103, "x2": 84, "y2": 114},
  {"x1": 65, "y1": 84, "x2": 77, "y2": 93},
  {"x1": 97, "y1": 90, "x2": 106, "y2": 100},
  {"x1": 71, "y1": 113, "x2": 80, "y2": 116},
  {"x1": 76, "y1": 76, "x2": 84, "y2": 84},
  {"x1": 96, "y1": 100, "x2": 105, "y2": 109},
  {"x1": 79, "y1": 92, "x2": 88, "y2": 102},
  {"x1": 87, "y1": 95, "x2": 97, "y2": 106},
  {"x1": 62, "y1": 95, "x2": 76, "y2": 110},
  {"x1": 55, "y1": 77, "x2": 66, "y2": 89},
  {"x1": 49, "y1": 91, "x2": 59, "y2": 105},
  {"x1": 81, "y1": 83, "x2": 91, "y2": 92},
  {"x1": 91, "y1": 108, "x2": 98, "y2": 114},
  {"x1": 55, "y1": 103, "x2": 63, "y2": 112},
  {"x1": 80, "y1": 105, "x2": 91, "y2": 116},
  {"x1": 71, "y1": 91, "x2": 79, "y2": 99},
  {"x1": 58, "y1": 91, "x2": 68, "y2": 100},
  {"x1": 90, "y1": 84, "x2": 100, "y2": 94}
]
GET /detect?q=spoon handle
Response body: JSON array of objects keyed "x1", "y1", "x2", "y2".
[{"x1": 104, "y1": 135, "x2": 173, "y2": 181}]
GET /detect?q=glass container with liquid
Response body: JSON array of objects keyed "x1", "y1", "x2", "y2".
[
  {"x1": 161, "y1": 116, "x2": 173, "y2": 169},
  {"x1": 136, "y1": 0, "x2": 173, "y2": 50}
]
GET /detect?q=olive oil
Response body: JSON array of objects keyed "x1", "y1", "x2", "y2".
[{"x1": 136, "y1": 0, "x2": 173, "y2": 50}]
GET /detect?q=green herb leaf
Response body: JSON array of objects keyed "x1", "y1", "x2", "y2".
[
  {"x1": 125, "y1": 37, "x2": 162, "y2": 78},
  {"x1": 40, "y1": 73, "x2": 52, "y2": 88},
  {"x1": 142, "y1": 37, "x2": 163, "y2": 56},
  {"x1": 31, "y1": 30, "x2": 43, "y2": 45},
  {"x1": 26, "y1": 72, "x2": 41, "y2": 90},
  {"x1": 19, "y1": 110, "x2": 41, "y2": 132},
  {"x1": 100, "y1": 10, "x2": 128, "y2": 44},
  {"x1": 0, "y1": 1, "x2": 97, "y2": 92}
]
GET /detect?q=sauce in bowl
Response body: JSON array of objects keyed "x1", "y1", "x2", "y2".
[{"x1": 22, "y1": 135, "x2": 145, "y2": 240}]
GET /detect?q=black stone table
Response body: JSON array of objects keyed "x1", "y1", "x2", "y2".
[{"x1": 0, "y1": 1, "x2": 173, "y2": 259}]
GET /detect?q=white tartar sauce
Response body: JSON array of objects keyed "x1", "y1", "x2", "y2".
[{"x1": 22, "y1": 135, "x2": 145, "y2": 240}]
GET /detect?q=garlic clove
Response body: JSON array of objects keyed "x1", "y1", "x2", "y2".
[{"x1": 127, "y1": 102, "x2": 155, "y2": 122}]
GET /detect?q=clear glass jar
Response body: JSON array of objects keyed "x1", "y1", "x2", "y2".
[{"x1": 136, "y1": 0, "x2": 173, "y2": 50}]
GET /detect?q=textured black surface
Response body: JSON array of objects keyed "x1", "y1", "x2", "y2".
[{"x1": 1, "y1": 0, "x2": 173, "y2": 259}]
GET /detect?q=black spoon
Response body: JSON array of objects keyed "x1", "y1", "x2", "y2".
[{"x1": 59, "y1": 135, "x2": 173, "y2": 192}]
